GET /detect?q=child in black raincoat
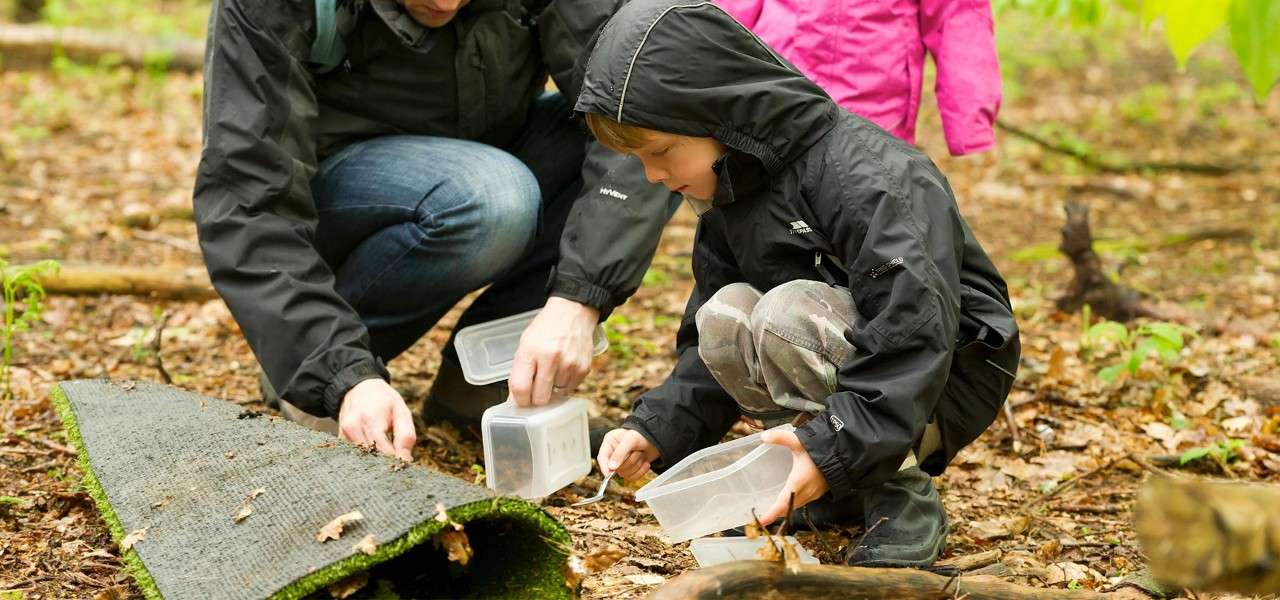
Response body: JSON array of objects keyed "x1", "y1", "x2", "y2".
[{"x1": 585, "y1": 0, "x2": 1020, "y2": 567}]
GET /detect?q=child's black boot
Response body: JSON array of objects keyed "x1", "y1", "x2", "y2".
[{"x1": 844, "y1": 466, "x2": 948, "y2": 568}]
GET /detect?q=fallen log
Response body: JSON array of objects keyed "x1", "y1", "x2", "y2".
[
  {"x1": 1135, "y1": 475, "x2": 1280, "y2": 595},
  {"x1": 0, "y1": 23, "x2": 203, "y2": 71},
  {"x1": 650, "y1": 561, "x2": 1110, "y2": 599},
  {"x1": 37, "y1": 264, "x2": 216, "y2": 301}
]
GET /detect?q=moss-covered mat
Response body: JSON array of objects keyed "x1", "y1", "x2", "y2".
[{"x1": 52, "y1": 380, "x2": 573, "y2": 599}]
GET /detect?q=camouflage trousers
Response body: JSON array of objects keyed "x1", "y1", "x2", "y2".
[{"x1": 696, "y1": 280, "x2": 940, "y2": 469}]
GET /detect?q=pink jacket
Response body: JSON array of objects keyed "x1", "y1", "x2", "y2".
[{"x1": 714, "y1": 0, "x2": 1001, "y2": 156}]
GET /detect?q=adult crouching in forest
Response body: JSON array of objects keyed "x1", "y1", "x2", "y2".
[{"x1": 193, "y1": 0, "x2": 679, "y2": 458}]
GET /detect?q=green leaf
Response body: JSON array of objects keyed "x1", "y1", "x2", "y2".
[
  {"x1": 1086, "y1": 321, "x2": 1130, "y2": 347},
  {"x1": 1141, "y1": 0, "x2": 1170, "y2": 29},
  {"x1": 1098, "y1": 363, "x2": 1127, "y2": 383},
  {"x1": 1129, "y1": 338, "x2": 1159, "y2": 374},
  {"x1": 1161, "y1": 0, "x2": 1231, "y2": 69},
  {"x1": 1180, "y1": 446, "x2": 1212, "y2": 464},
  {"x1": 1141, "y1": 322, "x2": 1188, "y2": 350},
  {"x1": 1228, "y1": 0, "x2": 1280, "y2": 101},
  {"x1": 1150, "y1": 336, "x2": 1182, "y2": 364}
]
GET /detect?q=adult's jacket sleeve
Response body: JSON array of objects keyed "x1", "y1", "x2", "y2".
[
  {"x1": 194, "y1": 0, "x2": 387, "y2": 418},
  {"x1": 921, "y1": 0, "x2": 1001, "y2": 156},
  {"x1": 796, "y1": 136, "x2": 966, "y2": 499},
  {"x1": 536, "y1": 0, "x2": 683, "y2": 317},
  {"x1": 622, "y1": 220, "x2": 740, "y2": 470}
]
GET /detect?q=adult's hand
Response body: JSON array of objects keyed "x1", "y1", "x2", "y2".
[
  {"x1": 338, "y1": 378, "x2": 416, "y2": 461},
  {"x1": 757, "y1": 428, "x2": 829, "y2": 525},
  {"x1": 508, "y1": 296, "x2": 600, "y2": 406}
]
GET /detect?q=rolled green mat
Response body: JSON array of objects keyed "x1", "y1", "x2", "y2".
[{"x1": 52, "y1": 380, "x2": 573, "y2": 599}]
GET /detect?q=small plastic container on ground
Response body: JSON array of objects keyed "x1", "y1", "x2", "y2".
[
  {"x1": 688, "y1": 536, "x2": 820, "y2": 567},
  {"x1": 634, "y1": 425, "x2": 795, "y2": 543},
  {"x1": 481, "y1": 398, "x2": 591, "y2": 499},
  {"x1": 455, "y1": 308, "x2": 609, "y2": 385}
]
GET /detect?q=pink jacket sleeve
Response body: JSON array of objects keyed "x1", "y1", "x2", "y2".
[
  {"x1": 920, "y1": 0, "x2": 1002, "y2": 155},
  {"x1": 712, "y1": 0, "x2": 764, "y2": 28}
]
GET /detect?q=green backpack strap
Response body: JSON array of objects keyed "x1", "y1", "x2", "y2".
[{"x1": 309, "y1": 0, "x2": 355, "y2": 73}]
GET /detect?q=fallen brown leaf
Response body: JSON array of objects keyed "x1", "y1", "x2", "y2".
[
  {"x1": 582, "y1": 546, "x2": 626, "y2": 572},
  {"x1": 316, "y1": 511, "x2": 364, "y2": 543},
  {"x1": 352, "y1": 534, "x2": 377, "y2": 556},
  {"x1": 120, "y1": 528, "x2": 146, "y2": 551},
  {"x1": 563, "y1": 555, "x2": 586, "y2": 590},
  {"x1": 327, "y1": 571, "x2": 368, "y2": 599},
  {"x1": 247, "y1": 488, "x2": 265, "y2": 500},
  {"x1": 233, "y1": 505, "x2": 253, "y2": 523},
  {"x1": 435, "y1": 529, "x2": 472, "y2": 565}
]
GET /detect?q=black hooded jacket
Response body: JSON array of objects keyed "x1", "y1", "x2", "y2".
[
  {"x1": 194, "y1": 0, "x2": 680, "y2": 417},
  {"x1": 578, "y1": 0, "x2": 1020, "y2": 497}
]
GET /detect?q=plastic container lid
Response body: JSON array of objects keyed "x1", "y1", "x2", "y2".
[
  {"x1": 634, "y1": 425, "x2": 795, "y2": 542},
  {"x1": 481, "y1": 398, "x2": 591, "y2": 499},
  {"x1": 688, "y1": 536, "x2": 820, "y2": 567},
  {"x1": 455, "y1": 308, "x2": 610, "y2": 385}
]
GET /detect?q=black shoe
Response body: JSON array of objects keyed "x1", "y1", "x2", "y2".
[
  {"x1": 422, "y1": 355, "x2": 508, "y2": 438},
  {"x1": 844, "y1": 467, "x2": 948, "y2": 568}
]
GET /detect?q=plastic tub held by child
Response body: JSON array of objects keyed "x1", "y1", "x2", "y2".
[{"x1": 634, "y1": 425, "x2": 795, "y2": 543}]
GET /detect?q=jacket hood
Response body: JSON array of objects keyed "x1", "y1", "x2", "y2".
[{"x1": 574, "y1": 0, "x2": 836, "y2": 176}]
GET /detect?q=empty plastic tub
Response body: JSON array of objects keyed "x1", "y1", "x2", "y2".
[
  {"x1": 688, "y1": 536, "x2": 820, "y2": 567},
  {"x1": 481, "y1": 398, "x2": 591, "y2": 499},
  {"x1": 634, "y1": 425, "x2": 795, "y2": 542},
  {"x1": 455, "y1": 308, "x2": 609, "y2": 385}
]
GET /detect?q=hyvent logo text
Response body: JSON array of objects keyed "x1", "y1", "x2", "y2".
[{"x1": 599, "y1": 187, "x2": 629, "y2": 201}]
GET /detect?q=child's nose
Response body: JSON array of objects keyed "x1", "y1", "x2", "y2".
[{"x1": 642, "y1": 162, "x2": 666, "y2": 185}]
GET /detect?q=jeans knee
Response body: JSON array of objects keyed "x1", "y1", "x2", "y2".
[{"x1": 417, "y1": 148, "x2": 540, "y2": 267}]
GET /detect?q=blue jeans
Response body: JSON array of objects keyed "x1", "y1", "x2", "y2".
[{"x1": 311, "y1": 92, "x2": 586, "y2": 361}]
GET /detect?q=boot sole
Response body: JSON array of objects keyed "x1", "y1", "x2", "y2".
[{"x1": 846, "y1": 521, "x2": 949, "y2": 569}]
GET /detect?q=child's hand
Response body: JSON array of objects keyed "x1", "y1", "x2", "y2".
[
  {"x1": 757, "y1": 428, "x2": 829, "y2": 525},
  {"x1": 596, "y1": 428, "x2": 660, "y2": 480}
]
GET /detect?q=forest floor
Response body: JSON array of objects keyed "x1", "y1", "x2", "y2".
[{"x1": 1, "y1": 10, "x2": 1278, "y2": 600}]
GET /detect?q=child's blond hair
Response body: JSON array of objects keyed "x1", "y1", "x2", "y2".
[{"x1": 585, "y1": 113, "x2": 655, "y2": 154}]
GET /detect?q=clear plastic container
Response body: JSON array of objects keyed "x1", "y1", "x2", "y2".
[
  {"x1": 455, "y1": 308, "x2": 610, "y2": 385},
  {"x1": 634, "y1": 425, "x2": 795, "y2": 542},
  {"x1": 481, "y1": 398, "x2": 591, "y2": 499},
  {"x1": 688, "y1": 536, "x2": 820, "y2": 567}
]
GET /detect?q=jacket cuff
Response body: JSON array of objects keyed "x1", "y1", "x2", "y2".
[
  {"x1": 796, "y1": 413, "x2": 855, "y2": 501},
  {"x1": 322, "y1": 357, "x2": 391, "y2": 418},
  {"x1": 947, "y1": 132, "x2": 996, "y2": 157},
  {"x1": 622, "y1": 413, "x2": 672, "y2": 472},
  {"x1": 549, "y1": 269, "x2": 615, "y2": 316}
]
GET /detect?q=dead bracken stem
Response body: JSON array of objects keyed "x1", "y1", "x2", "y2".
[{"x1": 750, "y1": 508, "x2": 782, "y2": 559}]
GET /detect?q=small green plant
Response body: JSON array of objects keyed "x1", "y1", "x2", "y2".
[
  {"x1": 1179, "y1": 438, "x2": 1245, "y2": 466},
  {"x1": 1, "y1": 259, "x2": 60, "y2": 402},
  {"x1": 1081, "y1": 316, "x2": 1196, "y2": 384}
]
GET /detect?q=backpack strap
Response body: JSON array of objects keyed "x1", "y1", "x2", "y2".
[{"x1": 309, "y1": 0, "x2": 362, "y2": 73}]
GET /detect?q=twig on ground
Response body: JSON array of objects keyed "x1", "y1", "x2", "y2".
[
  {"x1": 152, "y1": 311, "x2": 172, "y2": 385},
  {"x1": 800, "y1": 507, "x2": 836, "y2": 558}
]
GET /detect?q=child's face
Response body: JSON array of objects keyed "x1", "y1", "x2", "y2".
[{"x1": 630, "y1": 132, "x2": 725, "y2": 202}]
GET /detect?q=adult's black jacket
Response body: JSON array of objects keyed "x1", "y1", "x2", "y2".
[
  {"x1": 578, "y1": 0, "x2": 1021, "y2": 498},
  {"x1": 194, "y1": 0, "x2": 677, "y2": 416}
]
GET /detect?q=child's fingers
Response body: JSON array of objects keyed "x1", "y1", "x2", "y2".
[
  {"x1": 596, "y1": 432, "x2": 620, "y2": 473},
  {"x1": 615, "y1": 451, "x2": 648, "y2": 479},
  {"x1": 758, "y1": 487, "x2": 791, "y2": 526},
  {"x1": 607, "y1": 432, "x2": 642, "y2": 472}
]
